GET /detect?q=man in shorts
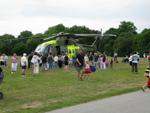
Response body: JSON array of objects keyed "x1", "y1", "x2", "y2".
[{"x1": 75, "y1": 50, "x2": 84, "y2": 80}]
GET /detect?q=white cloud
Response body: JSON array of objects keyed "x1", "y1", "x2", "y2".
[{"x1": 0, "y1": 0, "x2": 149, "y2": 36}]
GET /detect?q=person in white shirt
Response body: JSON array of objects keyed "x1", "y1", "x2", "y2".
[
  {"x1": 84, "y1": 53, "x2": 89, "y2": 65},
  {"x1": 0, "y1": 54, "x2": 5, "y2": 66},
  {"x1": 54, "y1": 55, "x2": 58, "y2": 68},
  {"x1": 114, "y1": 52, "x2": 118, "y2": 63},
  {"x1": 21, "y1": 53, "x2": 28, "y2": 77},
  {"x1": 31, "y1": 52, "x2": 41, "y2": 75},
  {"x1": 131, "y1": 52, "x2": 140, "y2": 73},
  {"x1": 3, "y1": 54, "x2": 8, "y2": 67},
  {"x1": 129, "y1": 54, "x2": 133, "y2": 66},
  {"x1": 11, "y1": 53, "x2": 18, "y2": 74}
]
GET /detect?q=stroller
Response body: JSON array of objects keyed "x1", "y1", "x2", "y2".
[{"x1": 0, "y1": 67, "x2": 4, "y2": 99}]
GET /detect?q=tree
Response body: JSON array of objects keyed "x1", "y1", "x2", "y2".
[
  {"x1": 68, "y1": 25, "x2": 98, "y2": 34},
  {"x1": 113, "y1": 33, "x2": 134, "y2": 56},
  {"x1": 118, "y1": 21, "x2": 137, "y2": 34},
  {"x1": 18, "y1": 30, "x2": 33, "y2": 38},
  {"x1": 0, "y1": 34, "x2": 15, "y2": 55},
  {"x1": 104, "y1": 27, "x2": 119, "y2": 36},
  {"x1": 0, "y1": 34, "x2": 15, "y2": 40},
  {"x1": 138, "y1": 29, "x2": 150, "y2": 54},
  {"x1": 44, "y1": 24, "x2": 67, "y2": 35},
  {"x1": 12, "y1": 42, "x2": 26, "y2": 55}
]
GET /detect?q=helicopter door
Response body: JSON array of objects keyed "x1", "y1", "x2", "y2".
[
  {"x1": 56, "y1": 46, "x2": 61, "y2": 55},
  {"x1": 43, "y1": 45, "x2": 52, "y2": 54}
]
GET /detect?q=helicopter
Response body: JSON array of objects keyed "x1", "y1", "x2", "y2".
[
  {"x1": 34, "y1": 32, "x2": 116, "y2": 58},
  {"x1": 0, "y1": 30, "x2": 116, "y2": 58}
]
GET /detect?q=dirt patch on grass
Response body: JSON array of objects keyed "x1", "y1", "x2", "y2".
[{"x1": 22, "y1": 101, "x2": 43, "y2": 109}]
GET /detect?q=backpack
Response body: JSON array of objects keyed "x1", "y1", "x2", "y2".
[
  {"x1": 84, "y1": 64, "x2": 91, "y2": 74},
  {"x1": 90, "y1": 65, "x2": 96, "y2": 72}
]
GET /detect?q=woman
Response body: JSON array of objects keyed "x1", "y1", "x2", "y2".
[
  {"x1": 11, "y1": 53, "x2": 18, "y2": 74},
  {"x1": 31, "y1": 52, "x2": 41, "y2": 75}
]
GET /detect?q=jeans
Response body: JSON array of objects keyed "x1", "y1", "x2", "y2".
[
  {"x1": 42, "y1": 63, "x2": 47, "y2": 71},
  {"x1": 132, "y1": 63, "x2": 138, "y2": 72},
  {"x1": 48, "y1": 62, "x2": 53, "y2": 70}
]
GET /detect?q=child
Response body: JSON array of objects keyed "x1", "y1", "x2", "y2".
[
  {"x1": 84, "y1": 54, "x2": 91, "y2": 74},
  {"x1": 141, "y1": 67, "x2": 150, "y2": 92},
  {"x1": 21, "y1": 53, "x2": 28, "y2": 78},
  {"x1": 110, "y1": 58, "x2": 113, "y2": 68}
]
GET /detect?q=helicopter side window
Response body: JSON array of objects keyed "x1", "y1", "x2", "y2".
[{"x1": 35, "y1": 45, "x2": 46, "y2": 53}]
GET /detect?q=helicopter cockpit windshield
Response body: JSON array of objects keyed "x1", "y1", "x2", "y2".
[{"x1": 35, "y1": 44, "x2": 46, "y2": 54}]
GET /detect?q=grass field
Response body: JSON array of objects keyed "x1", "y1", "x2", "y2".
[{"x1": 0, "y1": 58, "x2": 148, "y2": 113}]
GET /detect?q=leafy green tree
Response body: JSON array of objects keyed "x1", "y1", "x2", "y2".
[
  {"x1": 18, "y1": 30, "x2": 33, "y2": 38},
  {"x1": 0, "y1": 34, "x2": 15, "y2": 40},
  {"x1": 12, "y1": 42, "x2": 26, "y2": 55},
  {"x1": 44, "y1": 24, "x2": 67, "y2": 35},
  {"x1": 118, "y1": 21, "x2": 137, "y2": 34},
  {"x1": 113, "y1": 33, "x2": 135, "y2": 56},
  {"x1": 68, "y1": 25, "x2": 98, "y2": 34},
  {"x1": 0, "y1": 34, "x2": 15, "y2": 54},
  {"x1": 138, "y1": 29, "x2": 150, "y2": 54},
  {"x1": 104, "y1": 27, "x2": 119, "y2": 36}
]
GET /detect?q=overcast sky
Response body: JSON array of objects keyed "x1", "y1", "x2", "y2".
[{"x1": 0, "y1": 0, "x2": 150, "y2": 36}]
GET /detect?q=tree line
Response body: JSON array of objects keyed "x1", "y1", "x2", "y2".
[{"x1": 0, "y1": 21, "x2": 150, "y2": 56}]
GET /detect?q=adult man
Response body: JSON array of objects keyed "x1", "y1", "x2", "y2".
[
  {"x1": 131, "y1": 52, "x2": 140, "y2": 73},
  {"x1": 75, "y1": 49, "x2": 84, "y2": 80}
]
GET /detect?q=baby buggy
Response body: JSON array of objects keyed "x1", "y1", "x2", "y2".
[{"x1": 0, "y1": 67, "x2": 4, "y2": 99}]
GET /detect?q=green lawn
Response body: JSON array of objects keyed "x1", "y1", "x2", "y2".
[{"x1": 0, "y1": 58, "x2": 147, "y2": 113}]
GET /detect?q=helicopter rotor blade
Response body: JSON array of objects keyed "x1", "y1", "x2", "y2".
[
  {"x1": 103, "y1": 34, "x2": 117, "y2": 37},
  {"x1": 73, "y1": 34, "x2": 102, "y2": 37}
]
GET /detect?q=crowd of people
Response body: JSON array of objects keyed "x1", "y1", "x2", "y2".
[
  {"x1": 1, "y1": 50, "x2": 150, "y2": 82},
  {"x1": 0, "y1": 50, "x2": 114, "y2": 79}
]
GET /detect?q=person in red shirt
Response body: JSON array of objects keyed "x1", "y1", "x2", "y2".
[{"x1": 142, "y1": 68, "x2": 150, "y2": 92}]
